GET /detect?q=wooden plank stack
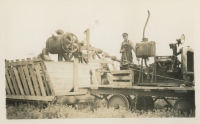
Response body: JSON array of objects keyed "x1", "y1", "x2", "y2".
[
  {"x1": 5, "y1": 58, "x2": 54, "y2": 101},
  {"x1": 110, "y1": 70, "x2": 134, "y2": 86}
]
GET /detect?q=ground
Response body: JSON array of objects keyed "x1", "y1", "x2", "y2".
[{"x1": 6, "y1": 99, "x2": 195, "y2": 119}]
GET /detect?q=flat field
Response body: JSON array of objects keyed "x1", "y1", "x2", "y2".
[{"x1": 6, "y1": 99, "x2": 195, "y2": 119}]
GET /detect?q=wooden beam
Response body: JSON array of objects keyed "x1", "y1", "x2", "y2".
[
  {"x1": 7, "y1": 67, "x2": 20, "y2": 95},
  {"x1": 73, "y1": 58, "x2": 79, "y2": 92},
  {"x1": 28, "y1": 65, "x2": 41, "y2": 96},
  {"x1": 6, "y1": 95, "x2": 55, "y2": 101},
  {"x1": 5, "y1": 78, "x2": 11, "y2": 95},
  {"x1": 111, "y1": 70, "x2": 133, "y2": 74},
  {"x1": 80, "y1": 46, "x2": 101, "y2": 52},
  {"x1": 42, "y1": 62, "x2": 55, "y2": 95},
  {"x1": 17, "y1": 66, "x2": 30, "y2": 95},
  {"x1": 91, "y1": 88, "x2": 194, "y2": 98},
  {"x1": 88, "y1": 50, "x2": 96, "y2": 60},
  {"x1": 95, "y1": 51, "x2": 101, "y2": 59},
  {"x1": 97, "y1": 70, "x2": 111, "y2": 73},
  {"x1": 15, "y1": 59, "x2": 30, "y2": 95},
  {"x1": 81, "y1": 54, "x2": 88, "y2": 63},
  {"x1": 54, "y1": 92, "x2": 86, "y2": 96},
  {"x1": 86, "y1": 29, "x2": 90, "y2": 62},
  {"x1": 111, "y1": 76, "x2": 132, "y2": 80},
  {"x1": 90, "y1": 59, "x2": 114, "y2": 64},
  {"x1": 5, "y1": 60, "x2": 35, "y2": 67},
  {"x1": 38, "y1": 62, "x2": 50, "y2": 96},
  {"x1": 34, "y1": 64, "x2": 46, "y2": 96},
  {"x1": 22, "y1": 66, "x2": 35, "y2": 96},
  {"x1": 163, "y1": 97, "x2": 173, "y2": 108},
  {"x1": 137, "y1": 83, "x2": 179, "y2": 87},
  {"x1": 12, "y1": 66, "x2": 25, "y2": 95},
  {"x1": 97, "y1": 85, "x2": 194, "y2": 91},
  {"x1": 111, "y1": 82, "x2": 132, "y2": 86},
  {"x1": 5, "y1": 67, "x2": 15, "y2": 95}
]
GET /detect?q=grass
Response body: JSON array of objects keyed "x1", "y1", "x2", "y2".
[{"x1": 6, "y1": 99, "x2": 195, "y2": 119}]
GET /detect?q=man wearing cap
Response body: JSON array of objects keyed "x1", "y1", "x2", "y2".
[{"x1": 120, "y1": 33, "x2": 137, "y2": 65}]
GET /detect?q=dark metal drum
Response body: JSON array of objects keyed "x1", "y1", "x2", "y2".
[{"x1": 46, "y1": 32, "x2": 79, "y2": 54}]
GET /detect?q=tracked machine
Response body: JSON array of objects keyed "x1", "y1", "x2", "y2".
[{"x1": 5, "y1": 11, "x2": 195, "y2": 114}]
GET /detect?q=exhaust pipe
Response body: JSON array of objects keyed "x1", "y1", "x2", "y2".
[{"x1": 142, "y1": 10, "x2": 150, "y2": 42}]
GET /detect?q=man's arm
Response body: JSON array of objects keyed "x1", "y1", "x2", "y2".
[{"x1": 120, "y1": 42, "x2": 125, "y2": 53}]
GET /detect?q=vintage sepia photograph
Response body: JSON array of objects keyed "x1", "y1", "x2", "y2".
[{"x1": 2, "y1": 0, "x2": 199, "y2": 120}]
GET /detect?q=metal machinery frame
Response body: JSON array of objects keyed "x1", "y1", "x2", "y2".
[{"x1": 5, "y1": 11, "x2": 195, "y2": 114}]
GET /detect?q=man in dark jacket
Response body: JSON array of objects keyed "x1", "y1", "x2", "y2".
[{"x1": 120, "y1": 33, "x2": 137, "y2": 65}]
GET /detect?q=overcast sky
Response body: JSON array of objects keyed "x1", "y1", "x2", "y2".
[{"x1": 3, "y1": 0, "x2": 197, "y2": 63}]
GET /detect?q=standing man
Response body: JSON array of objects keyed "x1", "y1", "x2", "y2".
[{"x1": 120, "y1": 33, "x2": 137, "y2": 65}]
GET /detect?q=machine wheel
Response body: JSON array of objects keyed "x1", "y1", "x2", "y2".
[
  {"x1": 173, "y1": 98, "x2": 195, "y2": 114},
  {"x1": 107, "y1": 94, "x2": 129, "y2": 110},
  {"x1": 132, "y1": 96, "x2": 154, "y2": 110},
  {"x1": 61, "y1": 33, "x2": 79, "y2": 53},
  {"x1": 126, "y1": 95, "x2": 133, "y2": 110},
  {"x1": 143, "y1": 96, "x2": 154, "y2": 110},
  {"x1": 133, "y1": 96, "x2": 146, "y2": 111}
]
